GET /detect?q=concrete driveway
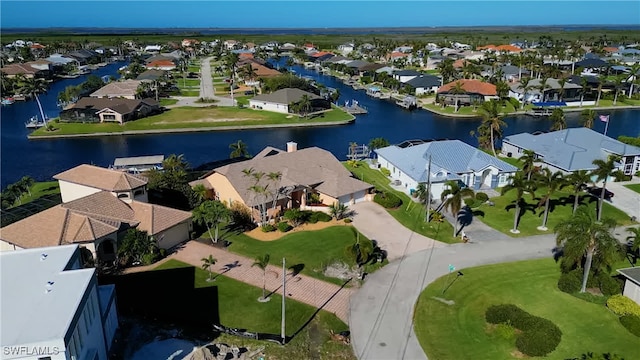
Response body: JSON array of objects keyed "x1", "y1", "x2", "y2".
[
  {"x1": 350, "y1": 202, "x2": 446, "y2": 261},
  {"x1": 605, "y1": 178, "x2": 640, "y2": 220}
]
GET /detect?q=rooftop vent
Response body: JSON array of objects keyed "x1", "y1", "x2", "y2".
[
  {"x1": 45, "y1": 281, "x2": 54, "y2": 294},
  {"x1": 40, "y1": 253, "x2": 48, "y2": 261}
]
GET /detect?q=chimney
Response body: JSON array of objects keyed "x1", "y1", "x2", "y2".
[{"x1": 286, "y1": 141, "x2": 298, "y2": 153}]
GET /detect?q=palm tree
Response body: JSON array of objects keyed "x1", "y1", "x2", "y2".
[
  {"x1": 266, "y1": 171, "x2": 282, "y2": 218},
  {"x1": 626, "y1": 227, "x2": 640, "y2": 263},
  {"x1": 554, "y1": 206, "x2": 620, "y2": 293},
  {"x1": 578, "y1": 76, "x2": 589, "y2": 107},
  {"x1": 549, "y1": 108, "x2": 567, "y2": 131},
  {"x1": 580, "y1": 109, "x2": 596, "y2": 129},
  {"x1": 440, "y1": 180, "x2": 475, "y2": 236},
  {"x1": 558, "y1": 78, "x2": 567, "y2": 101},
  {"x1": 329, "y1": 202, "x2": 349, "y2": 220},
  {"x1": 627, "y1": 63, "x2": 640, "y2": 97},
  {"x1": 501, "y1": 171, "x2": 530, "y2": 234},
  {"x1": 252, "y1": 254, "x2": 271, "y2": 301},
  {"x1": 19, "y1": 77, "x2": 48, "y2": 124},
  {"x1": 201, "y1": 255, "x2": 217, "y2": 282},
  {"x1": 538, "y1": 77, "x2": 550, "y2": 102},
  {"x1": 565, "y1": 170, "x2": 591, "y2": 214},
  {"x1": 478, "y1": 99, "x2": 507, "y2": 157},
  {"x1": 192, "y1": 183, "x2": 209, "y2": 204},
  {"x1": 533, "y1": 168, "x2": 565, "y2": 230},
  {"x1": 595, "y1": 75, "x2": 604, "y2": 105},
  {"x1": 449, "y1": 81, "x2": 466, "y2": 112},
  {"x1": 518, "y1": 77, "x2": 532, "y2": 109},
  {"x1": 520, "y1": 149, "x2": 540, "y2": 181},
  {"x1": 229, "y1": 140, "x2": 250, "y2": 159},
  {"x1": 18, "y1": 176, "x2": 34, "y2": 197},
  {"x1": 591, "y1": 155, "x2": 621, "y2": 221},
  {"x1": 612, "y1": 74, "x2": 625, "y2": 105},
  {"x1": 192, "y1": 200, "x2": 230, "y2": 244},
  {"x1": 295, "y1": 94, "x2": 312, "y2": 117}
]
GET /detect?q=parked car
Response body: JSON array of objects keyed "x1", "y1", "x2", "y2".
[{"x1": 586, "y1": 186, "x2": 614, "y2": 200}]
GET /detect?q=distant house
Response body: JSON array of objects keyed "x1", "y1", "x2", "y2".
[
  {"x1": 617, "y1": 268, "x2": 640, "y2": 305},
  {"x1": 60, "y1": 97, "x2": 160, "y2": 124},
  {"x1": 145, "y1": 60, "x2": 177, "y2": 71},
  {"x1": 192, "y1": 142, "x2": 374, "y2": 222},
  {"x1": 393, "y1": 69, "x2": 423, "y2": 83},
  {"x1": 477, "y1": 44, "x2": 522, "y2": 53},
  {"x1": 437, "y1": 79, "x2": 497, "y2": 105},
  {"x1": 136, "y1": 69, "x2": 167, "y2": 81},
  {"x1": 405, "y1": 74, "x2": 441, "y2": 95},
  {"x1": 280, "y1": 43, "x2": 296, "y2": 51},
  {"x1": 90, "y1": 79, "x2": 142, "y2": 99},
  {"x1": 223, "y1": 40, "x2": 238, "y2": 50},
  {"x1": 0, "y1": 63, "x2": 46, "y2": 78},
  {"x1": 509, "y1": 78, "x2": 581, "y2": 103},
  {"x1": 67, "y1": 49, "x2": 101, "y2": 65},
  {"x1": 144, "y1": 44, "x2": 162, "y2": 53},
  {"x1": 502, "y1": 127, "x2": 640, "y2": 176},
  {"x1": 338, "y1": 43, "x2": 355, "y2": 56},
  {"x1": 249, "y1": 88, "x2": 329, "y2": 114},
  {"x1": 375, "y1": 139, "x2": 518, "y2": 198}
]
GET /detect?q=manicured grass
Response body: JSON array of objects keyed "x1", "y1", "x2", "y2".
[
  {"x1": 178, "y1": 78, "x2": 201, "y2": 87},
  {"x1": 498, "y1": 156, "x2": 523, "y2": 169},
  {"x1": 478, "y1": 187, "x2": 635, "y2": 237},
  {"x1": 343, "y1": 161, "x2": 458, "y2": 243},
  {"x1": 224, "y1": 226, "x2": 379, "y2": 285},
  {"x1": 12, "y1": 181, "x2": 60, "y2": 208},
  {"x1": 414, "y1": 258, "x2": 640, "y2": 360},
  {"x1": 423, "y1": 101, "x2": 522, "y2": 116},
  {"x1": 180, "y1": 90, "x2": 200, "y2": 97},
  {"x1": 235, "y1": 96, "x2": 251, "y2": 106},
  {"x1": 187, "y1": 66, "x2": 200, "y2": 73},
  {"x1": 158, "y1": 98, "x2": 178, "y2": 106},
  {"x1": 624, "y1": 183, "x2": 640, "y2": 194},
  {"x1": 155, "y1": 259, "x2": 348, "y2": 336},
  {"x1": 31, "y1": 106, "x2": 353, "y2": 136}
]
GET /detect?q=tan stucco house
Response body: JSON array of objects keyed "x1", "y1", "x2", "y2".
[
  {"x1": 0, "y1": 165, "x2": 192, "y2": 262},
  {"x1": 191, "y1": 142, "x2": 374, "y2": 223}
]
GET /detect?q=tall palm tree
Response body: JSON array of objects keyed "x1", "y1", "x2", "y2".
[
  {"x1": 595, "y1": 75, "x2": 604, "y2": 106},
  {"x1": 554, "y1": 206, "x2": 620, "y2": 293},
  {"x1": 252, "y1": 254, "x2": 271, "y2": 301},
  {"x1": 19, "y1": 77, "x2": 48, "y2": 123},
  {"x1": 580, "y1": 109, "x2": 596, "y2": 129},
  {"x1": 229, "y1": 140, "x2": 250, "y2": 159},
  {"x1": 266, "y1": 171, "x2": 282, "y2": 217},
  {"x1": 478, "y1": 99, "x2": 507, "y2": 157},
  {"x1": 440, "y1": 180, "x2": 475, "y2": 236},
  {"x1": 558, "y1": 78, "x2": 567, "y2": 101},
  {"x1": 612, "y1": 74, "x2": 625, "y2": 105},
  {"x1": 520, "y1": 149, "x2": 540, "y2": 181},
  {"x1": 626, "y1": 227, "x2": 640, "y2": 263},
  {"x1": 201, "y1": 255, "x2": 217, "y2": 282},
  {"x1": 449, "y1": 81, "x2": 466, "y2": 112},
  {"x1": 19, "y1": 176, "x2": 34, "y2": 197},
  {"x1": 295, "y1": 94, "x2": 312, "y2": 117},
  {"x1": 565, "y1": 170, "x2": 591, "y2": 214},
  {"x1": 192, "y1": 200, "x2": 230, "y2": 244},
  {"x1": 533, "y1": 168, "x2": 565, "y2": 230},
  {"x1": 538, "y1": 76, "x2": 550, "y2": 102},
  {"x1": 591, "y1": 155, "x2": 621, "y2": 221},
  {"x1": 549, "y1": 108, "x2": 567, "y2": 131},
  {"x1": 578, "y1": 76, "x2": 589, "y2": 107},
  {"x1": 518, "y1": 77, "x2": 532, "y2": 109},
  {"x1": 501, "y1": 171, "x2": 531, "y2": 234},
  {"x1": 627, "y1": 63, "x2": 640, "y2": 97}
]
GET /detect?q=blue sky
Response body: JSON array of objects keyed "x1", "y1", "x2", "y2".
[{"x1": 2, "y1": 1, "x2": 639, "y2": 28}]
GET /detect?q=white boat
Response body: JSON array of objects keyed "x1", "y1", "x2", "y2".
[
  {"x1": 1, "y1": 97, "x2": 15, "y2": 105},
  {"x1": 25, "y1": 115, "x2": 47, "y2": 129}
]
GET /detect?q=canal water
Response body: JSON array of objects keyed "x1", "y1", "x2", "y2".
[{"x1": 1, "y1": 61, "x2": 639, "y2": 187}]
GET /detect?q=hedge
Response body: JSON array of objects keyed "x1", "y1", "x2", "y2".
[
  {"x1": 261, "y1": 224, "x2": 276, "y2": 233},
  {"x1": 607, "y1": 295, "x2": 640, "y2": 317},
  {"x1": 374, "y1": 192, "x2": 403, "y2": 209},
  {"x1": 380, "y1": 167, "x2": 391, "y2": 177},
  {"x1": 277, "y1": 222, "x2": 292, "y2": 232},
  {"x1": 485, "y1": 304, "x2": 562, "y2": 357},
  {"x1": 475, "y1": 192, "x2": 489, "y2": 202},
  {"x1": 309, "y1": 211, "x2": 332, "y2": 223},
  {"x1": 619, "y1": 315, "x2": 640, "y2": 337},
  {"x1": 558, "y1": 269, "x2": 582, "y2": 293}
]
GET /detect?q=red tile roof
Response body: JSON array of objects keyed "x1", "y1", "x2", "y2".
[
  {"x1": 310, "y1": 51, "x2": 333, "y2": 58},
  {"x1": 477, "y1": 44, "x2": 521, "y2": 53},
  {"x1": 146, "y1": 60, "x2": 176, "y2": 68},
  {"x1": 390, "y1": 51, "x2": 410, "y2": 58},
  {"x1": 239, "y1": 53, "x2": 254, "y2": 59},
  {"x1": 438, "y1": 79, "x2": 497, "y2": 96}
]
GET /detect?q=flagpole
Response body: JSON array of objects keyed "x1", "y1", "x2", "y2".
[{"x1": 604, "y1": 116, "x2": 610, "y2": 137}]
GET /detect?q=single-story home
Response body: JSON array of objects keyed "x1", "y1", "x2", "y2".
[
  {"x1": 191, "y1": 142, "x2": 374, "y2": 222},
  {"x1": 393, "y1": 69, "x2": 423, "y2": 83},
  {"x1": 509, "y1": 78, "x2": 582, "y2": 103},
  {"x1": 502, "y1": 127, "x2": 640, "y2": 176},
  {"x1": 0, "y1": 63, "x2": 48, "y2": 78},
  {"x1": 145, "y1": 60, "x2": 176, "y2": 71},
  {"x1": 90, "y1": 79, "x2": 142, "y2": 99},
  {"x1": 136, "y1": 69, "x2": 167, "y2": 81},
  {"x1": 617, "y1": 267, "x2": 640, "y2": 305},
  {"x1": 437, "y1": 79, "x2": 497, "y2": 105},
  {"x1": 248, "y1": 88, "x2": 329, "y2": 114},
  {"x1": 0, "y1": 165, "x2": 192, "y2": 261},
  {"x1": 375, "y1": 139, "x2": 518, "y2": 199},
  {"x1": 405, "y1": 74, "x2": 441, "y2": 95},
  {"x1": 60, "y1": 97, "x2": 160, "y2": 124}
]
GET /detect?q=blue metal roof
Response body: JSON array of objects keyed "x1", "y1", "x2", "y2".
[
  {"x1": 375, "y1": 140, "x2": 518, "y2": 183},
  {"x1": 503, "y1": 127, "x2": 640, "y2": 172}
]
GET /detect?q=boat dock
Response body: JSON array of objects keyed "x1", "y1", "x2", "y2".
[
  {"x1": 342, "y1": 100, "x2": 368, "y2": 114},
  {"x1": 396, "y1": 96, "x2": 418, "y2": 110}
]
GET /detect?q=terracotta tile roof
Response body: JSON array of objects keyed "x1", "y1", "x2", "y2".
[
  {"x1": 251, "y1": 63, "x2": 281, "y2": 77},
  {"x1": 477, "y1": 44, "x2": 521, "y2": 53},
  {"x1": 603, "y1": 47, "x2": 619, "y2": 53},
  {"x1": 390, "y1": 51, "x2": 410, "y2": 58},
  {"x1": 90, "y1": 79, "x2": 141, "y2": 98},
  {"x1": 0, "y1": 63, "x2": 38, "y2": 75},
  {"x1": 63, "y1": 191, "x2": 136, "y2": 222},
  {"x1": 130, "y1": 201, "x2": 192, "y2": 234},
  {"x1": 239, "y1": 53, "x2": 254, "y2": 59},
  {"x1": 146, "y1": 60, "x2": 176, "y2": 68},
  {"x1": 453, "y1": 59, "x2": 466, "y2": 69},
  {"x1": 438, "y1": 79, "x2": 497, "y2": 96},
  {"x1": 54, "y1": 164, "x2": 147, "y2": 191},
  {"x1": 311, "y1": 51, "x2": 333, "y2": 58}
]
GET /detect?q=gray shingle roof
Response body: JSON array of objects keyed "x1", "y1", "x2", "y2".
[
  {"x1": 503, "y1": 127, "x2": 640, "y2": 172},
  {"x1": 405, "y1": 74, "x2": 441, "y2": 88},
  {"x1": 250, "y1": 88, "x2": 320, "y2": 105},
  {"x1": 617, "y1": 267, "x2": 640, "y2": 286},
  {"x1": 375, "y1": 140, "x2": 517, "y2": 183},
  {"x1": 394, "y1": 69, "x2": 422, "y2": 76}
]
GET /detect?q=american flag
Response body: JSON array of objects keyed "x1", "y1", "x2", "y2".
[{"x1": 599, "y1": 115, "x2": 609, "y2": 123}]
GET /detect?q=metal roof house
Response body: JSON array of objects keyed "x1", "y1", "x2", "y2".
[
  {"x1": 375, "y1": 140, "x2": 518, "y2": 199},
  {"x1": 112, "y1": 155, "x2": 165, "y2": 174},
  {"x1": 502, "y1": 127, "x2": 640, "y2": 176},
  {"x1": 248, "y1": 88, "x2": 328, "y2": 114},
  {"x1": 617, "y1": 267, "x2": 640, "y2": 305},
  {"x1": 0, "y1": 245, "x2": 118, "y2": 360}
]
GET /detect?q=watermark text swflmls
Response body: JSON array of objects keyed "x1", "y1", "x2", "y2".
[{"x1": 3, "y1": 346, "x2": 61, "y2": 356}]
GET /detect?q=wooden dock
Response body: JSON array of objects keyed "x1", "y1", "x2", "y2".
[{"x1": 343, "y1": 104, "x2": 368, "y2": 114}]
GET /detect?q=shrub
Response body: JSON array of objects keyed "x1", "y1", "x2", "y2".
[
  {"x1": 558, "y1": 269, "x2": 582, "y2": 293},
  {"x1": 374, "y1": 192, "x2": 402, "y2": 208},
  {"x1": 261, "y1": 224, "x2": 276, "y2": 232},
  {"x1": 284, "y1": 208, "x2": 310, "y2": 227},
  {"x1": 619, "y1": 315, "x2": 640, "y2": 337},
  {"x1": 607, "y1": 294, "x2": 640, "y2": 317},
  {"x1": 310, "y1": 211, "x2": 332, "y2": 223},
  {"x1": 475, "y1": 192, "x2": 489, "y2": 202},
  {"x1": 492, "y1": 322, "x2": 517, "y2": 341},
  {"x1": 343, "y1": 218, "x2": 352, "y2": 223},
  {"x1": 486, "y1": 304, "x2": 524, "y2": 324},
  {"x1": 380, "y1": 167, "x2": 391, "y2": 177},
  {"x1": 597, "y1": 274, "x2": 623, "y2": 296},
  {"x1": 516, "y1": 327, "x2": 561, "y2": 357},
  {"x1": 508, "y1": 97, "x2": 520, "y2": 109},
  {"x1": 277, "y1": 222, "x2": 292, "y2": 232}
]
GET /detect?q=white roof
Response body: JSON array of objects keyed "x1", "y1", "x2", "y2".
[
  {"x1": 114, "y1": 155, "x2": 164, "y2": 167},
  {"x1": 1, "y1": 245, "x2": 94, "y2": 347}
]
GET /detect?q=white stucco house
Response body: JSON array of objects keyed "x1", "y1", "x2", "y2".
[
  {"x1": 617, "y1": 267, "x2": 640, "y2": 306},
  {"x1": 502, "y1": 127, "x2": 640, "y2": 176},
  {"x1": 1, "y1": 245, "x2": 118, "y2": 360},
  {"x1": 248, "y1": 88, "x2": 328, "y2": 114},
  {"x1": 375, "y1": 140, "x2": 518, "y2": 199},
  {"x1": 338, "y1": 43, "x2": 355, "y2": 56}
]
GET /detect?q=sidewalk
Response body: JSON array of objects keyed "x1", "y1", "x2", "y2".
[{"x1": 128, "y1": 241, "x2": 354, "y2": 322}]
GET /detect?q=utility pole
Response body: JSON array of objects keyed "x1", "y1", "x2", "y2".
[{"x1": 281, "y1": 257, "x2": 286, "y2": 345}]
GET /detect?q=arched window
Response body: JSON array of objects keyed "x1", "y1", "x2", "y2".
[{"x1": 117, "y1": 193, "x2": 129, "y2": 199}]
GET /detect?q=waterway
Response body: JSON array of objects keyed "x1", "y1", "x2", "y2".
[{"x1": 1, "y1": 61, "x2": 639, "y2": 187}]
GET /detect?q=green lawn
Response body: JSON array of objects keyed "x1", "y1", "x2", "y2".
[
  {"x1": 187, "y1": 66, "x2": 200, "y2": 73},
  {"x1": 223, "y1": 226, "x2": 380, "y2": 285},
  {"x1": 11, "y1": 181, "x2": 60, "y2": 208},
  {"x1": 178, "y1": 78, "x2": 201, "y2": 87},
  {"x1": 624, "y1": 183, "x2": 640, "y2": 194},
  {"x1": 423, "y1": 101, "x2": 522, "y2": 116},
  {"x1": 154, "y1": 259, "x2": 349, "y2": 338},
  {"x1": 32, "y1": 107, "x2": 353, "y2": 136},
  {"x1": 180, "y1": 90, "x2": 200, "y2": 97},
  {"x1": 414, "y1": 258, "x2": 639, "y2": 360},
  {"x1": 343, "y1": 161, "x2": 457, "y2": 243},
  {"x1": 478, "y1": 187, "x2": 635, "y2": 237},
  {"x1": 158, "y1": 98, "x2": 178, "y2": 106}
]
